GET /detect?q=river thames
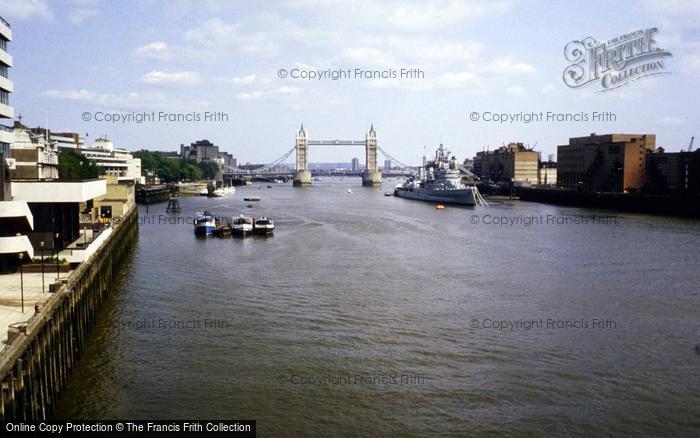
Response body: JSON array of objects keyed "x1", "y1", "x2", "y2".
[{"x1": 54, "y1": 178, "x2": 700, "y2": 436}]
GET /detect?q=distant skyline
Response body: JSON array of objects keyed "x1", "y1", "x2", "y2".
[{"x1": 2, "y1": 0, "x2": 699, "y2": 165}]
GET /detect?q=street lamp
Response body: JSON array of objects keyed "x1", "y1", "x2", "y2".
[
  {"x1": 18, "y1": 253, "x2": 25, "y2": 313},
  {"x1": 55, "y1": 232, "x2": 60, "y2": 279},
  {"x1": 40, "y1": 241, "x2": 45, "y2": 293}
]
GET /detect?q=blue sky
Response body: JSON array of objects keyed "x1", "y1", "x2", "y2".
[{"x1": 2, "y1": 0, "x2": 699, "y2": 164}]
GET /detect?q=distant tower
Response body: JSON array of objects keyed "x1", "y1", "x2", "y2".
[
  {"x1": 362, "y1": 124, "x2": 381, "y2": 186},
  {"x1": 293, "y1": 124, "x2": 311, "y2": 186}
]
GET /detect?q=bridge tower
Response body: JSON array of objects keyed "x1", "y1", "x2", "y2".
[
  {"x1": 293, "y1": 124, "x2": 311, "y2": 186},
  {"x1": 362, "y1": 124, "x2": 382, "y2": 186}
]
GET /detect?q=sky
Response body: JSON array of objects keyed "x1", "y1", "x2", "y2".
[{"x1": 1, "y1": 0, "x2": 699, "y2": 165}]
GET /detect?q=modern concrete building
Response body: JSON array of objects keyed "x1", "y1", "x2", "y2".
[
  {"x1": 181, "y1": 139, "x2": 219, "y2": 162},
  {"x1": 93, "y1": 175, "x2": 135, "y2": 220},
  {"x1": 351, "y1": 157, "x2": 359, "y2": 171},
  {"x1": 0, "y1": 198, "x2": 34, "y2": 273},
  {"x1": 180, "y1": 139, "x2": 236, "y2": 168},
  {"x1": 474, "y1": 143, "x2": 539, "y2": 184},
  {"x1": 384, "y1": 159, "x2": 392, "y2": 171},
  {"x1": 79, "y1": 137, "x2": 144, "y2": 184},
  {"x1": 557, "y1": 133, "x2": 656, "y2": 192},
  {"x1": 31, "y1": 128, "x2": 83, "y2": 150},
  {"x1": 9, "y1": 122, "x2": 59, "y2": 180},
  {"x1": 539, "y1": 161, "x2": 557, "y2": 186},
  {"x1": 645, "y1": 148, "x2": 700, "y2": 194},
  {"x1": 0, "y1": 16, "x2": 12, "y2": 157},
  {"x1": 0, "y1": 15, "x2": 108, "y2": 273}
]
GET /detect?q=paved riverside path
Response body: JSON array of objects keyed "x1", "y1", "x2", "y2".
[{"x1": 0, "y1": 271, "x2": 71, "y2": 349}]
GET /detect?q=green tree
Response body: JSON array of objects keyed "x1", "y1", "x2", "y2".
[
  {"x1": 134, "y1": 150, "x2": 220, "y2": 182},
  {"x1": 58, "y1": 150, "x2": 104, "y2": 180}
]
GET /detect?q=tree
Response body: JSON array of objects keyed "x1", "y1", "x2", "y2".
[
  {"x1": 58, "y1": 150, "x2": 104, "y2": 180},
  {"x1": 133, "y1": 150, "x2": 220, "y2": 182}
]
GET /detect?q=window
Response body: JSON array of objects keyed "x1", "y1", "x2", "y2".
[{"x1": 0, "y1": 90, "x2": 8, "y2": 105}]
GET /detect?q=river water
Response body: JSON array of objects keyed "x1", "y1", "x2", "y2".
[{"x1": 55, "y1": 178, "x2": 700, "y2": 435}]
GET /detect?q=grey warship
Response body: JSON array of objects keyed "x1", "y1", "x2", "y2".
[{"x1": 394, "y1": 144, "x2": 479, "y2": 206}]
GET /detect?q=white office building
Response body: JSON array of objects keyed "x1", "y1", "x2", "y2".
[
  {"x1": 0, "y1": 16, "x2": 13, "y2": 156},
  {"x1": 79, "y1": 137, "x2": 144, "y2": 184}
]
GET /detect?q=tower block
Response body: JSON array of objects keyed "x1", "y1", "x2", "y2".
[
  {"x1": 293, "y1": 124, "x2": 311, "y2": 186},
  {"x1": 362, "y1": 124, "x2": 382, "y2": 186}
]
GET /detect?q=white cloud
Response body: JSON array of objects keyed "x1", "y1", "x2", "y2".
[
  {"x1": 43, "y1": 89, "x2": 96, "y2": 100},
  {"x1": 125, "y1": 3, "x2": 529, "y2": 96},
  {"x1": 482, "y1": 57, "x2": 535, "y2": 75},
  {"x1": 183, "y1": 17, "x2": 279, "y2": 56},
  {"x1": 69, "y1": 7, "x2": 98, "y2": 25},
  {"x1": 680, "y1": 54, "x2": 700, "y2": 74},
  {"x1": 1, "y1": 0, "x2": 53, "y2": 21},
  {"x1": 387, "y1": 0, "x2": 512, "y2": 30},
  {"x1": 215, "y1": 74, "x2": 270, "y2": 86},
  {"x1": 505, "y1": 85, "x2": 527, "y2": 96},
  {"x1": 285, "y1": 0, "x2": 512, "y2": 32},
  {"x1": 132, "y1": 41, "x2": 175, "y2": 60},
  {"x1": 41, "y1": 88, "x2": 204, "y2": 111},
  {"x1": 235, "y1": 86, "x2": 303, "y2": 101},
  {"x1": 141, "y1": 70, "x2": 201, "y2": 86},
  {"x1": 662, "y1": 115, "x2": 686, "y2": 125}
]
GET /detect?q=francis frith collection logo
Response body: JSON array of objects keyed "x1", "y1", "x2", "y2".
[{"x1": 563, "y1": 28, "x2": 672, "y2": 92}]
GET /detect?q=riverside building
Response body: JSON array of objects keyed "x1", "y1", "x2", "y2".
[
  {"x1": 557, "y1": 133, "x2": 655, "y2": 192},
  {"x1": 474, "y1": 143, "x2": 539, "y2": 185}
]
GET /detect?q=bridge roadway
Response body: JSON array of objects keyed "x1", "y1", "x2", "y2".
[{"x1": 223, "y1": 169, "x2": 413, "y2": 182}]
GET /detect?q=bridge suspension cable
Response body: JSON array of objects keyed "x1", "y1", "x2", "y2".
[
  {"x1": 377, "y1": 146, "x2": 415, "y2": 170},
  {"x1": 259, "y1": 146, "x2": 296, "y2": 170}
]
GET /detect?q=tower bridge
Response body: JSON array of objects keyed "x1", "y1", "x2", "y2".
[
  {"x1": 293, "y1": 124, "x2": 381, "y2": 187},
  {"x1": 223, "y1": 124, "x2": 415, "y2": 185}
]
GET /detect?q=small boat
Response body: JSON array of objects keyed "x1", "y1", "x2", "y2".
[
  {"x1": 436, "y1": 204, "x2": 445, "y2": 209},
  {"x1": 384, "y1": 192, "x2": 393, "y2": 196},
  {"x1": 193, "y1": 211, "x2": 216, "y2": 236},
  {"x1": 232, "y1": 215, "x2": 254, "y2": 236},
  {"x1": 244, "y1": 196, "x2": 261, "y2": 202},
  {"x1": 212, "y1": 186, "x2": 236, "y2": 197},
  {"x1": 213, "y1": 225, "x2": 231, "y2": 237},
  {"x1": 346, "y1": 189, "x2": 353, "y2": 194},
  {"x1": 254, "y1": 217, "x2": 275, "y2": 236},
  {"x1": 199, "y1": 188, "x2": 209, "y2": 196}
]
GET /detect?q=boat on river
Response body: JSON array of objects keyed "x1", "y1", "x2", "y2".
[
  {"x1": 254, "y1": 217, "x2": 275, "y2": 236},
  {"x1": 394, "y1": 144, "x2": 485, "y2": 206},
  {"x1": 232, "y1": 215, "x2": 254, "y2": 236},
  {"x1": 193, "y1": 211, "x2": 217, "y2": 236}
]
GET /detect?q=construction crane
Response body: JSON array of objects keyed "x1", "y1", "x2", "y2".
[{"x1": 688, "y1": 136, "x2": 694, "y2": 152}]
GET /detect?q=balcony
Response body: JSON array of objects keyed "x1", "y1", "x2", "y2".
[
  {"x1": 0, "y1": 124, "x2": 11, "y2": 144},
  {"x1": 0, "y1": 200, "x2": 33, "y2": 231},
  {"x1": 0, "y1": 16, "x2": 11, "y2": 42},
  {"x1": 0, "y1": 235, "x2": 34, "y2": 259},
  {"x1": 58, "y1": 223, "x2": 113, "y2": 264},
  {"x1": 0, "y1": 102, "x2": 13, "y2": 119},
  {"x1": 0, "y1": 75, "x2": 11, "y2": 93},
  {"x1": 0, "y1": 49, "x2": 11, "y2": 69},
  {"x1": 10, "y1": 179, "x2": 106, "y2": 203}
]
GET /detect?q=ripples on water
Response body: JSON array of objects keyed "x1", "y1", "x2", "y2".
[{"x1": 55, "y1": 179, "x2": 700, "y2": 435}]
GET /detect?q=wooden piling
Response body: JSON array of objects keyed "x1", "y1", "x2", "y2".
[{"x1": 0, "y1": 207, "x2": 138, "y2": 420}]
